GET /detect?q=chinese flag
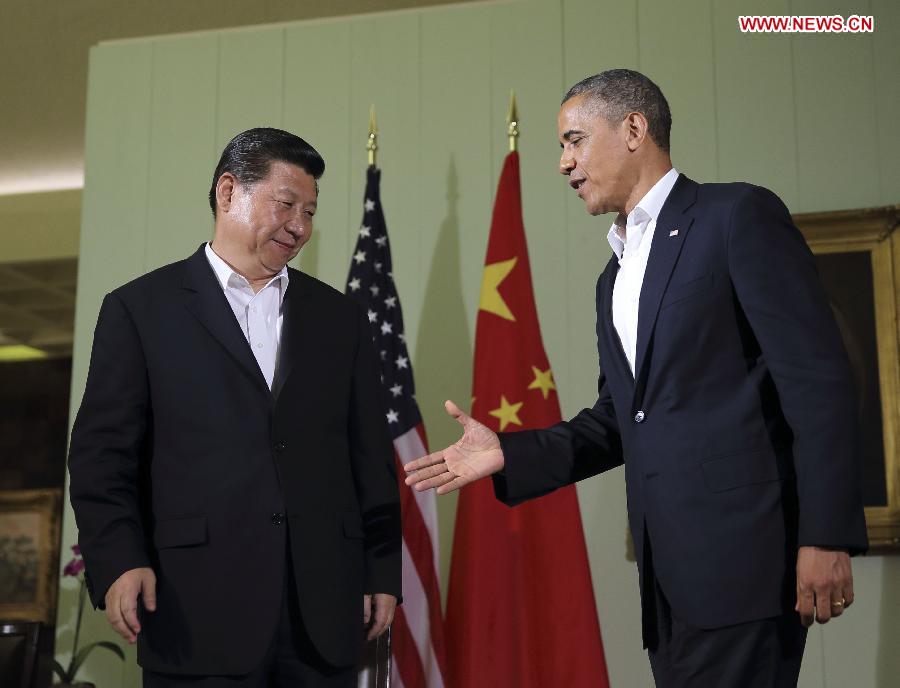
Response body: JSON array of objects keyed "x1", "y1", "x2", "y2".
[{"x1": 445, "y1": 152, "x2": 610, "y2": 687}]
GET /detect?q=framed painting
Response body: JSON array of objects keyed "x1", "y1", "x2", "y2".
[
  {"x1": 793, "y1": 205, "x2": 900, "y2": 552},
  {"x1": 0, "y1": 489, "x2": 62, "y2": 623}
]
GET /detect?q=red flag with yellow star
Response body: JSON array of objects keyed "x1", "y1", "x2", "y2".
[{"x1": 445, "y1": 152, "x2": 609, "y2": 687}]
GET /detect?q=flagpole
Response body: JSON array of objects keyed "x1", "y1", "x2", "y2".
[
  {"x1": 367, "y1": 104, "x2": 378, "y2": 167},
  {"x1": 507, "y1": 90, "x2": 519, "y2": 152}
]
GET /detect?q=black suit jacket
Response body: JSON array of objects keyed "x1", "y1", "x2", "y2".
[
  {"x1": 495, "y1": 176, "x2": 867, "y2": 642},
  {"x1": 68, "y1": 245, "x2": 401, "y2": 673}
]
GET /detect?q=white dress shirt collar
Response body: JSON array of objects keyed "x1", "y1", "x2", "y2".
[
  {"x1": 607, "y1": 168, "x2": 680, "y2": 261},
  {"x1": 204, "y1": 242, "x2": 289, "y2": 390},
  {"x1": 204, "y1": 242, "x2": 289, "y2": 301}
]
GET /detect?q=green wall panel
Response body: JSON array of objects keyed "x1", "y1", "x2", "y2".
[
  {"x1": 791, "y1": 0, "x2": 879, "y2": 212},
  {"x1": 712, "y1": 0, "x2": 799, "y2": 207},
  {"x1": 216, "y1": 26, "x2": 286, "y2": 150},
  {"x1": 146, "y1": 34, "x2": 219, "y2": 269},
  {"x1": 77, "y1": 43, "x2": 153, "y2": 291},
  {"x1": 638, "y1": 0, "x2": 719, "y2": 184},
  {"x1": 873, "y1": 0, "x2": 900, "y2": 205}
]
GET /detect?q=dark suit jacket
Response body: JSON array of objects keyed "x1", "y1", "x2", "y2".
[
  {"x1": 495, "y1": 175, "x2": 867, "y2": 642},
  {"x1": 68, "y1": 245, "x2": 401, "y2": 674}
]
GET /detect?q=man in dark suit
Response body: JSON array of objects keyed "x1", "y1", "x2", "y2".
[
  {"x1": 68, "y1": 128, "x2": 401, "y2": 687},
  {"x1": 404, "y1": 70, "x2": 867, "y2": 686}
]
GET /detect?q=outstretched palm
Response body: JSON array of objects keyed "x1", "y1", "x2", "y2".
[{"x1": 404, "y1": 400, "x2": 505, "y2": 494}]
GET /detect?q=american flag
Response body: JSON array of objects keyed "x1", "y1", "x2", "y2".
[{"x1": 346, "y1": 166, "x2": 448, "y2": 688}]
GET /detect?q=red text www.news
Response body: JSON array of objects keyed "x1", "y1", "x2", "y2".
[{"x1": 738, "y1": 15, "x2": 874, "y2": 33}]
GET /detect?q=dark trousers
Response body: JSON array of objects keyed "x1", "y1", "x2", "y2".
[
  {"x1": 143, "y1": 552, "x2": 357, "y2": 688},
  {"x1": 647, "y1": 580, "x2": 807, "y2": 688}
]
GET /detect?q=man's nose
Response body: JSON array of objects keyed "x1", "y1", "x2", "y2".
[
  {"x1": 286, "y1": 211, "x2": 307, "y2": 236},
  {"x1": 559, "y1": 151, "x2": 574, "y2": 176}
]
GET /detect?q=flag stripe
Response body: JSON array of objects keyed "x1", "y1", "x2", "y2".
[
  {"x1": 395, "y1": 427, "x2": 441, "y2": 573},
  {"x1": 391, "y1": 607, "x2": 427, "y2": 688},
  {"x1": 394, "y1": 444, "x2": 448, "y2": 682},
  {"x1": 401, "y1": 538, "x2": 445, "y2": 687}
]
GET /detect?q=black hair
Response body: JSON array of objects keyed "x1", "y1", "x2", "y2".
[
  {"x1": 208, "y1": 127, "x2": 325, "y2": 217},
  {"x1": 563, "y1": 69, "x2": 672, "y2": 152}
]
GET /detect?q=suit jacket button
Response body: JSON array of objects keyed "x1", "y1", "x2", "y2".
[
  {"x1": 275, "y1": 442, "x2": 286, "y2": 453},
  {"x1": 634, "y1": 410, "x2": 646, "y2": 423},
  {"x1": 272, "y1": 512, "x2": 284, "y2": 525}
]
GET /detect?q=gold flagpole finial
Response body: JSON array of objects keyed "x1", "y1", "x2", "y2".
[
  {"x1": 367, "y1": 105, "x2": 378, "y2": 167},
  {"x1": 507, "y1": 90, "x2": 519, "y2": 153}
]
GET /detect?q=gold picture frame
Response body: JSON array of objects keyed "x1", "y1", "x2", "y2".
[
  {"x1": 793, "y1": 205, "x2": 900, "y2": 552},
  {"x1": 0, "y1": 488, "x2": 62, "y2": 623}
]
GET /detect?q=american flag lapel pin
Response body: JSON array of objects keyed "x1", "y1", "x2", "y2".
[{"x1": 669, "y1": 229, "x2": 679, "y2": 237}]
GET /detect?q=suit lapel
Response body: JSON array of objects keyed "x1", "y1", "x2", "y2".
[
  {"x1": 599, "y1": 255, "x2": 633, "y2": 384},
  {"x1": 272, "y1": 268, "x2": 315, "y2": 402},
  {"x1": 181, "y1": 245, "x2": 270, "y2": 398},
  {"x1": 633, "y1": 175, "x2": 698, "y2": 385}
]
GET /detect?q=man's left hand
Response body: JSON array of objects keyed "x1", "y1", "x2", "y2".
[
  {"x1": 364, "y1": 593, "x2": 397, "y2": 640},
  {"x1": 795, "y1": 546, "x2": 854, "y2": 627}
]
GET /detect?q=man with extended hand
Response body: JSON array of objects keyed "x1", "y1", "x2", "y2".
[
  {"x1": 405, "y1": 70, "x2": 867, "y2": 687},
  {"x1": 69, "y1": 128, "x2": 401, "y2": 687}
]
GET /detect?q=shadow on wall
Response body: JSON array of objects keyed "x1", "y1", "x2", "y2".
[
  {"x1": 876, "y1": 556, "x2": 900, "y2": 687},
  {"x1": 414, "y1": 157, "x2": 472, "y2": 598},
  {"x1": 414, "y1": 156, "x2": 473, "y2": 455}
]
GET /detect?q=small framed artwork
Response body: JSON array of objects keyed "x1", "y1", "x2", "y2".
[
  {"x1": 794, "y1": 205, "x2": 900, "y2": 552},
  {"x1": 0, "y1": 489, "x2": 62, "y2": 623}
]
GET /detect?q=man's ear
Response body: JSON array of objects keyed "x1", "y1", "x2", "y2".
[
  {"x1": 215, "y1": 173, "x2": 238, "y2": 213},
  {"x1": 623, "y1": 112, "x2": 649, "y2": 152}
]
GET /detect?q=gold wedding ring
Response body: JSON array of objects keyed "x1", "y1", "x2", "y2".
[{"x1": 832, "y1": 599, "x2": 845, "y2": 608}]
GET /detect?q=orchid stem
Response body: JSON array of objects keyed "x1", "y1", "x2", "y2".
[{"x1": 69, "y1": 577, "x2": 87, "y2": 680}]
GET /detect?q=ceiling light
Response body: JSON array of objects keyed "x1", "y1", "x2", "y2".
[
  {"x1": 0, "y1": 169, "x2": 84, "y2": 196},
  {"x1": 0, "y1": 345, "x2": 49, "y2": 361}
]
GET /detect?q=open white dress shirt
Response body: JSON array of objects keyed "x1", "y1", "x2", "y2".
[
  {"x1": 205, "y1": 242, "x2": 288, "y2": 390},
  {"x1": 607, "y1": 168, "x2": 680, "y2": 376}
]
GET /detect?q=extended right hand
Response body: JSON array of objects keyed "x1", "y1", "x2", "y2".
[
  {"x1": 104, "y1": 567, "x2": 157, "y2": 644},
  {"x1": 403, "y1": 400, "x2": 504, "y2": 494}
]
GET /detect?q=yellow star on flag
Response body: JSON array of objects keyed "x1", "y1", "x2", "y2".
[
  {"x1": 479, "y1": 257, "x2": 517, "y2": 321},
  {"x1": 527, "y1": 366, "x2": 556, "y2": 399},
  {"x1": 489, "y1": 395, "x2": 524, "y2": 431}
]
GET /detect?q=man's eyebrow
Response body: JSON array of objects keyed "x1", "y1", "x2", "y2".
[
  {"x1": 272, "y1": 187, "x2": 317, "y2": 207},
  {"x1": 559, "y1": 129, "x2": 584, "y2": 148}
]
